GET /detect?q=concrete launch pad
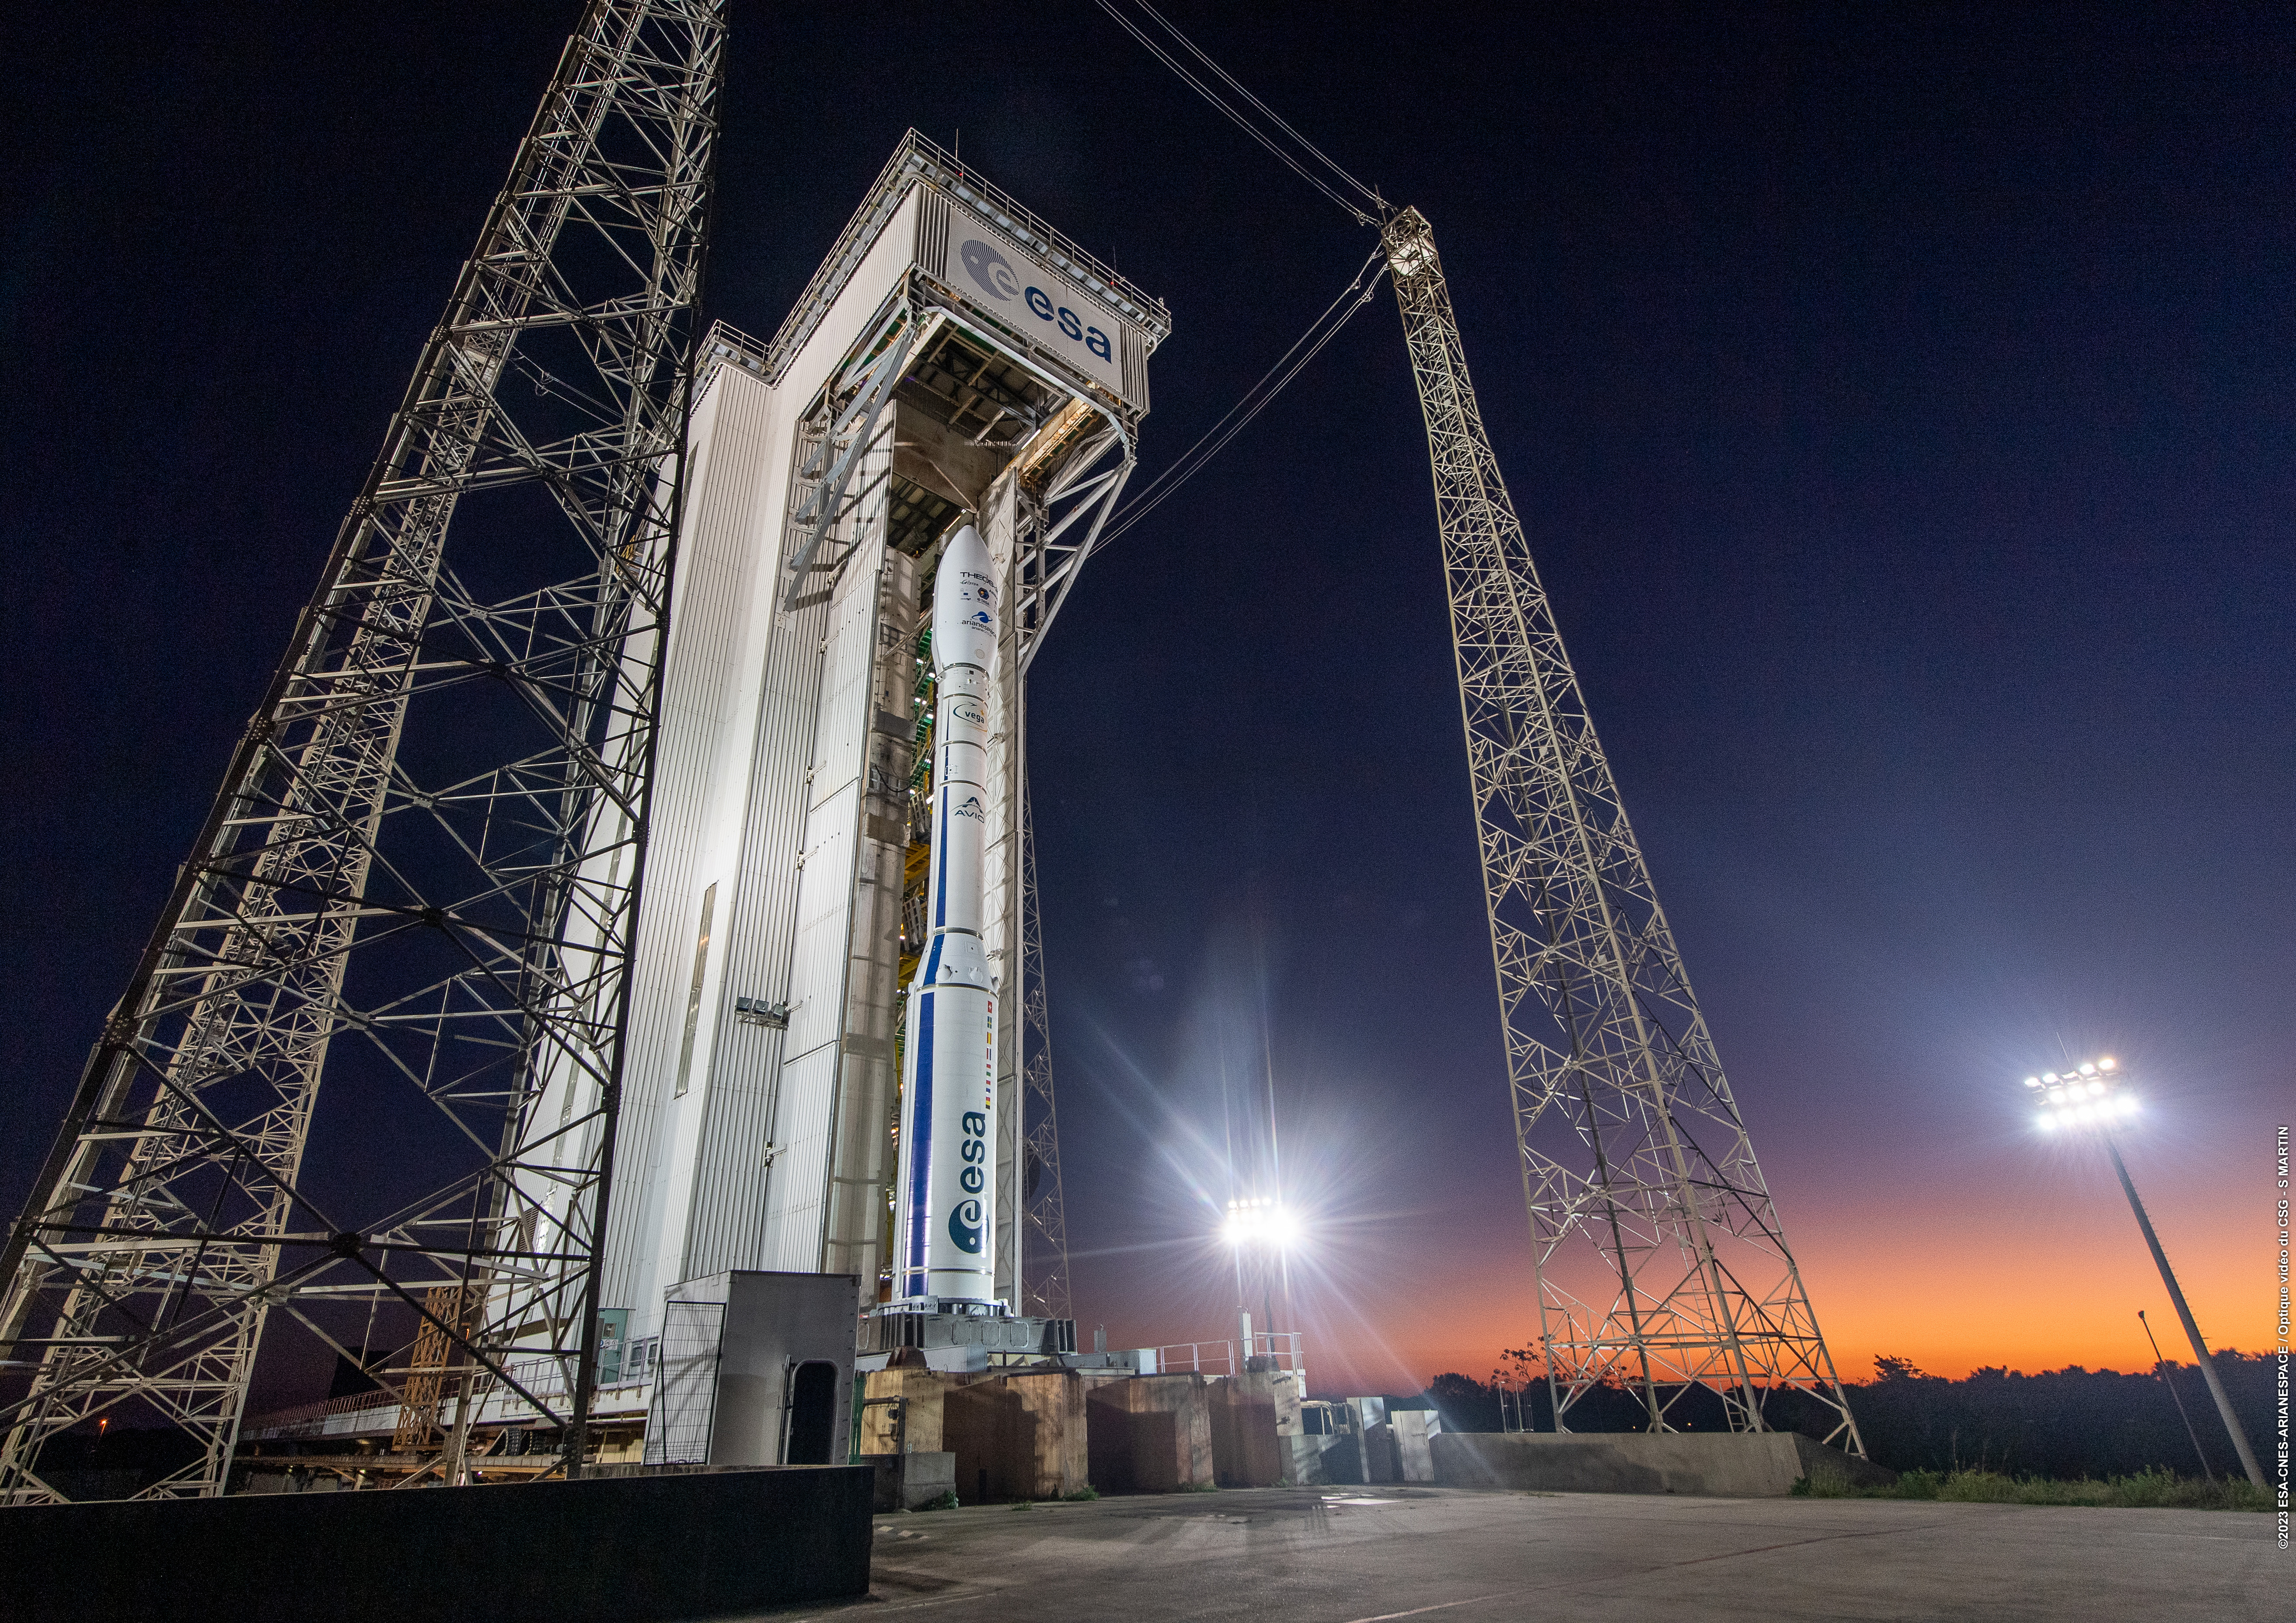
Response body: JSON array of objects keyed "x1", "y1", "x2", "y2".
[{"x1": 824, "y1": 1487, "x2": 2276, "y2": 1623}]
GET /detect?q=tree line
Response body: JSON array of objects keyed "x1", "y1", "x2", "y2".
[{"x1": 1423, "y1": 1349, "x2": 2277, "y2": 1481}]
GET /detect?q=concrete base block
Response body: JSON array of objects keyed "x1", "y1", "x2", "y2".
[
  {"x1": 1432, "y1": 1431, "x2": 1895, "y2": 1498},
  {"x1": 1207, "y1": 1372, "x2": 1284, "y2": 1487},
  {"x1": 869, "y1": 1450, "x2": 956, "y2": 1511},
  {"x1": 1086, "y1": 1374, "x2": 1215, "y2": 1493},
  {"x1": 946, "y1": 1371, "x2": 1089, "y2": 1501}
]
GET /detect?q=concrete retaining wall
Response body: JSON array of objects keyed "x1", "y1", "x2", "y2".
[
  {"x1": 1431, "y1": 1431, "x2": 1894, "y2": 1498},
  {"x1": 0, "y1": 1465, "x2": 874, "y2": 1623}
]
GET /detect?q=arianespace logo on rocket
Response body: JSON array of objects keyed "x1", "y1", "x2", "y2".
[{"x1": 957, "y1": 237, "x2": 1115, "y2": 364}]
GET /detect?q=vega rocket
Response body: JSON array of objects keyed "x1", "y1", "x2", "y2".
[{"x1": 893, "y1": 523, "x2": 1000, "y2": 1307}]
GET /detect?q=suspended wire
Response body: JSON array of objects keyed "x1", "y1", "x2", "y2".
[
  {"x1": 1094, "y1": 0, "x2": 1383, "y2": 226},
  {"x1": 1099, "y1": 248, "x2": 1389, "y2": 547},
  {"x1": 1089, "y1": 4, "x2": 1396, "y2": 543},
  {"x1": 1127, "y1": 1, "x2": 1387, "y2": 219}
]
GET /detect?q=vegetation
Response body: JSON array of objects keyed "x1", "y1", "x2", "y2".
[
  {"x1": 916, "y1": 1489, "x2": 960, "y2": 1511},
  {"x1": 1061, "y1": 1484, "x2": 1101, "y2": 1501},
  {"x1": 1795, "y1": 1466, "x2": 2269, "y2": 1512},
  {"x1": 1423, "y1": 1348, "x2": 2276, "y2": 1492}
]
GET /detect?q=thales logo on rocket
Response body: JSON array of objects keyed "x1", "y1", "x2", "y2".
[
  {"x1": 957, "y1": 237, "x2": 1114, "y2": 362},
  {"x1": 948, "y1": 1108, "x2": 988, "y2": 1253}
]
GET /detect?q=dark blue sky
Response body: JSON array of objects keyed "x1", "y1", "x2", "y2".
[{"x1": 3, "y1": 4, "x2": 2289, "y2": 1389}]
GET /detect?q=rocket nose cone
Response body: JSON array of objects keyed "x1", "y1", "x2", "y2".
[
  {"x1": 932, "y1": 523, "x2": 998, "y2": 671},
  {"x1": 944, "y1": 522, "x2": 989, "y2": 576}
]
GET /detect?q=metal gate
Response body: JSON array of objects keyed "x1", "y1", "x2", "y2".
[{"x1": 642, "y1": 1299, "x2": 726, "y2": 1466}]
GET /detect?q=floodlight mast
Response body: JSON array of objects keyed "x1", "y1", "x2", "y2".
[
  {"x1": 1384, "y1": 206, "x2": 1864, "y2": 1452},
  {"x1": 0, "y1": 0, "x2": 726, "y2": 1501},
  {"x1": 2028, "y1": 1061, "x2": 2266, "y2": 1489}
]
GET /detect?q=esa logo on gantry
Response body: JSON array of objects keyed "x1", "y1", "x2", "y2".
[{"x1": 958, "y1": 238, "x2": 1115, "y2": 363}]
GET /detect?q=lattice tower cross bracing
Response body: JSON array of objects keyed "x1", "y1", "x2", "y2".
[
  {"x1": 1383, "y1": 207, "x2": 1864, "y2": 1452},
  {"x1": 0, "y1": 0, "x2": 725, "y2": 1501}
]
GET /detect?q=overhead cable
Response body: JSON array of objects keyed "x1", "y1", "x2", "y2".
[
  {"x1": 1099, "y1": 247, "x2": 1389, "y2": 547},
  {"x1": 1129, "y1": 2, "x2": 1388, "y2": 219},
  {"x1": 1095, "y1": 1, "x2": 1385, "y2": 226}
]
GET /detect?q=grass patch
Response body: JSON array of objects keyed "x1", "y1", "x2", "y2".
[
  {"x1": 1794, "y1": 1466, "x2": 2268, "y2": 1512},
  {"x1": 1061, "y1": 1485, "x2": 1100, "y2": 1501},
  {"x1": 915, "y1": 1489, "x2": 960, "y2": 1512},
  {"x1": 1179, "y1": 1480, "x2": 1220, "y2": 1493},
  {"x1": 1008, "y1": 1501, "x2": 1034, "y2": 1511}
]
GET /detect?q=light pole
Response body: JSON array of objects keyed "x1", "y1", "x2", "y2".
[
  {"x1": 2025, "y1": 1058, "x2": 2265, "y2": 1488},
  {"x1": 2138, "y1": 1309, "x2": 2212, "y2": 1482},
  {"x1": 1221, "y1": 1196, "x2": 1299, "y2": 1367}
]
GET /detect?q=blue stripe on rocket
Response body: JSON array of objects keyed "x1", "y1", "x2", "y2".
[{"x1": 904, "y1": 991, "x2": 936, "y2": 1291}]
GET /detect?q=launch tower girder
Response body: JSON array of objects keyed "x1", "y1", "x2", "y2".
[
  {"x1": 0, "y1": 0, "x2": 726, "y2": 1500},
  {"x1": 1385, "y1": 206, "x2": 1865, "y2": 1453}
]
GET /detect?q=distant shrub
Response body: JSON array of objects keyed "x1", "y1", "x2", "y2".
[{"x1": 1794, "y1": 1466, "x2": 2265, "y2": 1512}]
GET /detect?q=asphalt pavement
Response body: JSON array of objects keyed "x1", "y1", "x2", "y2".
[{"x1": 770, "y1": 1484, "x2": 2279, "y2": 1622}]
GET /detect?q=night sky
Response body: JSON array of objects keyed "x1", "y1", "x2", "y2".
[{"x1": 4, "y1": 4, "x2": 2289, "y2": 1400}]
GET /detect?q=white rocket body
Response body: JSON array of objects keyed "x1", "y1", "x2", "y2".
[{"x1": 893, "y1": 524, "x2": 999, "y2": 1307}]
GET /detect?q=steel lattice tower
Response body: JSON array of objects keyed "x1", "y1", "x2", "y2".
[
  {"x1": 0, "y1": 0, "x2": 726, "y2": 1501},
  {"x1": 1384, "y1": 208, "x2": 1863, "y2": 1451},
  {"x1": 1017, "y1": 773, "x2": 1074, "y2": 1321}
]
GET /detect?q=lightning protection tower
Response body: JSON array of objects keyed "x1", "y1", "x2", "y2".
[
  {"x1": 0, "y1": 0, "x2": 726, "y2": 1501},
  {"x1": 1384, "y1": 207, "x2": 1864, "y2": 1452}
]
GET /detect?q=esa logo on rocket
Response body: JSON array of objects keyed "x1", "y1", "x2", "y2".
[
  {"x1": 947, "y1": 1107, "x2": 989, "y2": 1253},
  {"x1": 957, "y1": 237, "x2": 1115, "y2": 362}
]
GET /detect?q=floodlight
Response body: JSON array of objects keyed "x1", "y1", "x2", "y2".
[{"x1": 2010, "y1": 1051, "x2": 2267, "y2": 1487}]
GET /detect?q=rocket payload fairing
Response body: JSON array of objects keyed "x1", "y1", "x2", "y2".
[{"x1": 893, "y1": 524, "x2": 1000, "y2": 1306}]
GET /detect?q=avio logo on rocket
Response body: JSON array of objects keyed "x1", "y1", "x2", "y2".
[
  {"x1": 957, "y1": 238, "x2": 1115, "y2": 362},
  {"x1": 947, "y1": 1108, "x2": 989, "y2": 1253}
]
